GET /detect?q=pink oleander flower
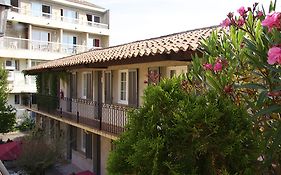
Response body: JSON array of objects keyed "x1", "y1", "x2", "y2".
[
  {"x1": 262, "y1": 12, "x2": 281, "y2": 31},
  {"x1": 214, "y1": 62, "x2": 223, "y2": 72},
  {"x1": 237, "y1": 17, "x2": 245, "y2": 27},
  {"x1": 257, "y1": 11, "x2": 263, "y2": 18},
  {"x1": 237, "y1": 6, "x2": 246, "y2": 16},
  {"x1": 203, "y1": 63, "x2": 213, "y2": 70},
  {"x1": 215, "y1": 57, "x2": 228, "y2": 67},
  {"x1": 268, "y1": 90, "x2": 281, "y2": 97},
  {"x1": 224, "y1": 85, "x2": 233, "y2": 94},
  {"x1": 221, "y1": 18, "x2": 231, "y2": 27},
  {"x1": 267, "y1": 46, "x2": 281, "y2": 65}
]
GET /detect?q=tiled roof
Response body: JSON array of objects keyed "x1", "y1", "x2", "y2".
[{"x1": 25, "y1": 26, "x2": 217, "y2": 73}]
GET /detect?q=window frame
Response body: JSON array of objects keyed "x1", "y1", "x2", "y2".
[
  {"x1": 94, "y1": 16, "x2": 101, "y2": 23},
  {"x1": 82, "y1": 72, "x2": 92, "y2": 100},
  {"x1": 42, "y1": 4, "x2": 52, "y2": 18},
  {"x1": 118, "y1": 70, "x2": 128, "y2": 105}
]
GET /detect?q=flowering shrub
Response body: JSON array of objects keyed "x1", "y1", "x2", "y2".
[{"x1": 191, "y1": 0, "x2": 281, "y2": 172}]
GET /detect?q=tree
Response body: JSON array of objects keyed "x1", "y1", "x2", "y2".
[
  {"x1": 107, "y1": 77, "x2": 259, "y2": 175},
  {"x1": 0, "y1": 67, "x2": 16, "y2": 133}
]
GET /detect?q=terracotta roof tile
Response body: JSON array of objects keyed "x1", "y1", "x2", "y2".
[{"x1": 25, "y1": 26, "x2": 218, "y2": 73}]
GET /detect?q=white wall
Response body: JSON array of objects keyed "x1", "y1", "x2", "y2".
[{"x1": 100, "y1": 136, "x2": 111, "y2": 175}]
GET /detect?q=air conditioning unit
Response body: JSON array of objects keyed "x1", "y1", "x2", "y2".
[{"x1": 5, "y1": 60, "x2": 15, "y2": 70}]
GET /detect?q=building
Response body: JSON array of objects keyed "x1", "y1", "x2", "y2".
[
  {"x1": 23, "y1": 26, "x2": 214, "y2": 175},
  {"x1": 0, "y1": 0, "x2": 109, "y2": 121}
]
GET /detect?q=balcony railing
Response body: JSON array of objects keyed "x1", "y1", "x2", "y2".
[
  {"x1": 0, "y1": 36, "x2": 90, "y2": 55},
  {"x1": 25, "y1": 94, "x2": 130, "y2": 136},
  {"x1": 9, "y1": 6, "x2": 109, "y2": 29}
]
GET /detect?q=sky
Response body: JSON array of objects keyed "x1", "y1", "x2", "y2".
[{"x1": 91, "y1": 0, "x2": 277, "y2": 46}]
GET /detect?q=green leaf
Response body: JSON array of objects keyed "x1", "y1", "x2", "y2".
[
  {"x1": 254, "y1": 104, "x2": 281, "y2": 117},
  {"x1": 264, "y1": 64, "x2": 281, "y2": 73},
  {"x1": 236, "y1": 83, "x2": 267, "y2": 90},
  {"x1": 206, "y1": 74, "x2": 222, "y2": 91},
  {"x1": 256, "y1": 91, "x2": 268, "y2": 107}
]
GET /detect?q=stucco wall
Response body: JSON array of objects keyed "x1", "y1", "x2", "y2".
[
  {"x1": 100, "y1": 136, "x2": 111, "y2": 175},
  {"x1": 65, "y1": 61, "x2": 189, "y2": 106}
]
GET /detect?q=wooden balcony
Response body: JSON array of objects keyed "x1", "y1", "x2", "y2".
[{"x1": 25, "y1": 94, "x2": 130, "y2": 136}]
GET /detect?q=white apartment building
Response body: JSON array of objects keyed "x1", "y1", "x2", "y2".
[{"x1": 0, "y1": 0, "x2": 109, "y2": 121}]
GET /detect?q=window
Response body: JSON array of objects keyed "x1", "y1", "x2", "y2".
[
  {"x1": 32, "y1": 2, "x2": 51, "y2": 17},
  {"x1": 5, "y1": 60, "x2": 15, "y2": 70},
  {"x1": 11, "y1": 0, "x2": 19, "y2": 12},
  {"x1": 31, "y1": 2, "x2": 41, "y2": 17},
  {"x1": 119, "y1": 70, "x2": 128, "y2": 104},
  {"x1": 11, "y1": 0, "x2": 18, "y2": 7},
  {"x1": 15, "y1": 60, "x2": 20, "y2": 71},
  {"x1": 32, "y1": 30, "x2": 51, "y2": 50},
  {"x1": 86, "y1": 15, "x2": 100, "y2": 24},
  {"x1": 82, "y1": 73, "x2": 93, "y2": 99},
  {"x1": 14, "y1": 95, "x2": 20, "y2": 104},
  {"x1": 88, "y1": 38, "x2": 100, "y2": 49},
  {"x1": 5, "y1": 60, "x2": 12, "y2": 67},
  {"x1": 86, "y1": 14, "x2": 92, "y2": 22},
  {"x1": 81, "y1": 130, "x2": 86, "y2": 152},
  {"x1": 118, "y1": 69, "x2": 138, "y2": 106},
  {"x1": 63, "y1": 34, "x2": 77, "y2": 54},
  {"x1": 42, "y1": 5, "x2": 51, "y2": 18},
  {"x1": 94, "y1": 16, "x2": 100, "y2": 23},
  {"x1": 62, "y1": 9, "x2": 78, "y2": 23},
  {"x1": 170, "y1": 70, "x2": 176, "y2": 78},
  {"x1": 94, "y1": 39, "x2": 100, "y2": 47}
]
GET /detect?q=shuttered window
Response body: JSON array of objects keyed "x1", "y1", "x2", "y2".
[{"x1": 82, "y1": 72, "x2": 93, "y2": 100}]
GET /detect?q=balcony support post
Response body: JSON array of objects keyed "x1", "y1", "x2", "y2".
[
  {"x1": 27, "y1": 24, "x2": 32, "y2": 50},
  {"x1": 76, "y1": 111, "x2": 79, "y2": 123},
  {"x1": 60, "y1": 107, "x2": 62, "y2": 117},
  {"x1": 59, "y1": 29, "x2": 63, "y2": 53}
]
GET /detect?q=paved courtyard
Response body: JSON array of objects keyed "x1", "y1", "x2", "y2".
[{"x1": 0, "y1": 131, "x2": 27, "y2": 142}]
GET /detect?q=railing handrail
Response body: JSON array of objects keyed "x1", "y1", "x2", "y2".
[
  {"x1": 2, "y1": 36, "x2": 88, "y2": 48},
  {"x1": 25, "y1": 94, "x2": 129, "y2": 135},
  {"x1": 9, "y1": 6, "x2": 109, "y2": 29}
]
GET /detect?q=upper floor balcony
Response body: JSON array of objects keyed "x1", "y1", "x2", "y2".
[
  {"x1": 8, "y1": 6, "x2": 110, "y2": 35},
  {"x1": 23, "y1": 94, "x2": 130, "y2": 136},
  {"x1": 0, "y1": 36, "x2": 97, "y2": 60}
]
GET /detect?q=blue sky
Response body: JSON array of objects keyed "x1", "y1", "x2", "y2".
[{"x1": 91, "y1": 0, "x2": 276, "y2": 46}]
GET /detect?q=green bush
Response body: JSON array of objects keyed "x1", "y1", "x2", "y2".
[
  {"x1": 17, "y1": 113, "x2": 35, "y2": 131},
  {"x1": 16, "y1": 128, "x2": 65, "y2": 175},
  {"x1": 107, "y1": 77, "x2": 259, "y2": 175}
]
